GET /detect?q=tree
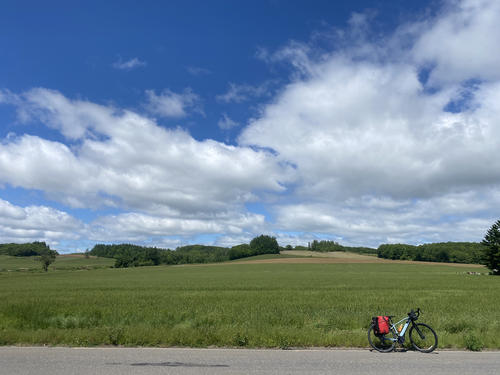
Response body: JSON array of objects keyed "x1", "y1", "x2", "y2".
[
  {"x1": 482, "y1": 220, "x2": 500, "y2": 275},
  {"x1": 39, "y1": 250, "x2": 57, "y2": 272},
  {"x1": 249, "y1": 235, "x2": 279, "y2": 255}
]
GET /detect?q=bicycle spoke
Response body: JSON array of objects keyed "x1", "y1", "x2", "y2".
[{"x1": 409, "y1": 323, "x2": 437, "y2": 353}]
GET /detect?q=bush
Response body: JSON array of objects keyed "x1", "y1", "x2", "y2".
[{"x1": 464, "y1": 333, "x2": 484, "y2": 351}]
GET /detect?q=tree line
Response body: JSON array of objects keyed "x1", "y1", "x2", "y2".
[
  {"x1": 376, "y1": 242, "x2": 485, "y2": 264},
  {"x1": 0, "y1": 242, "x2": 57, "y2": 257},
  {"x1": 303, "y1": 240, "x2": 377, "y2": 255},
  {"x1": 89, "y1": 234, "x2": 280, "y2": 268}
]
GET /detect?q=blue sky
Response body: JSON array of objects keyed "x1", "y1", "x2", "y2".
[{"x1": 1, "y1": 0, "x2": 500, "y2": 252}]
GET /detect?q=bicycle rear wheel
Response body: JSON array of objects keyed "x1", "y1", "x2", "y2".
[
  {"x1": 368, "y1": 324, "x2": 396, "y2": 352},
  {"x1": 409, "y1": 323, "x2": 438, "y2": 353}
]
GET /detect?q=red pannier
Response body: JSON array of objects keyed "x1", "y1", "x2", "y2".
[{"x1": 374, "y1": 316, "x2": 390, "y2": 335}]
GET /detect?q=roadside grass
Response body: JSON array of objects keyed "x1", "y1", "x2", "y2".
[
  {"x1": 0, "y1": 254, "x2": 114, "y2": 272},
  {"x1": 0, "y1": 262, "x2": 498, "y2": 349}
]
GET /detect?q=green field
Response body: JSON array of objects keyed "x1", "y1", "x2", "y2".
[
  {"x1": 0, "y1": 261, "x2": 498, "y2": 350},
  {"x1": 0, "y1": 255, "x2": 115, "y2": 272}
]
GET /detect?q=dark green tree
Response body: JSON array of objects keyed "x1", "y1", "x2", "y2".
[
  {"x1": 249, "y1": 235, "x2": 279, "y2": 255},
  {"x1": 482, "y1": 220, "x2": 500, "y2": 275},
  {"x1": 39, "y1": 250, "x2": 57, "y2": 272}
]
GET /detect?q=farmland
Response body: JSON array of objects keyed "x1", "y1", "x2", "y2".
[
  {"x1": 0, "y1": 254, "x2": 115, "y2": 272},
  {"x1": 0, "y1": 255, "x2": 498, "y2": 350}
]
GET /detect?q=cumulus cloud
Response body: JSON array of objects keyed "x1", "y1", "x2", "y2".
[
  {"x1": 0, "y1": 199, "x2": 83, "y2": 245},
  {"x1": 88, "y1": 211, "x2": 266, "y2": 243},
  {"x1": 0, "y1": 88, "x2": 290, "y2": 217},
  {"x1": 112, "y1": 57, "x2": 147, "y2": 70},
  {"x1": 238, "y1": 0, "x2": 500, "y2": 244},
  {"x1": 145, "y1": 88, "x2": 202, "y2": 118},
  {"x1": 272, "y1": 190, "x2": 498, "y2": 247},
  {"x1": 412, "y1": 0, "x2": 500, "y2": 85}
]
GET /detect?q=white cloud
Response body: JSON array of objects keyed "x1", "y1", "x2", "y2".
[
  {"x1": 412, "y1": 0, "x2": 500, "y2": 85},
  {"x1": 272, "y1": 190, "x2": 498, "y2": 247},
  {"x1": 145, "y1": 88, "x2": 202, "y2": 118},
  {"x1": 88, "y1": 211, "x2": 266, "y2": 243},
  {"x1": 0, "y1": 88, "x2": 291, "y2": 218},
  {"x1": 216, "y1": 81, "x2": 275, "y2": 103},
  {"x1": 238, "y1": 0, "x2": 500, "y2": 244},
  {"x1": 218, "y1": 113, "x2": 239, "y2": 130},
  {"x1": 112, "y1": 57, "x2": 147, "y2": 70},
  {"x1": 0, "y1": 199, "x2": 83, "y2": 246}
]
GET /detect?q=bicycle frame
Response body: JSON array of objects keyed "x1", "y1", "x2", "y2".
[{"x1": 387, "y1": 316, "x2": 412, "y2": 342}]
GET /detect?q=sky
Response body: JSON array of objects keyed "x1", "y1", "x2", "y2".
[{"x1": 1, "y1": 0, "x2": 500, "y2": 252}]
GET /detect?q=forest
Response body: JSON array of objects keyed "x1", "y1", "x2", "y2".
[
  {"x1": 376, "y1": 242, "x2": 485, "y2": 264},
  {"x1": 0, "y1": 242, "x2": 56, "y2": 257},
  {"x1": 89, "y1": 234, "x2": 280, "y2": 267}
]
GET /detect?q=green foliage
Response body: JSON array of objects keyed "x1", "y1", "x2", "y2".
[
  {"x1": 249, "y1": 235, "x2": 279, "y2": 255},
  {"x1": 377, "y1": 242, "x2": 485, "y2": 264},
  {"x1": 294, "y1": 245, "x2": 309, "y2": 250},
  {"x1": 90, "y1": 240, "x2": 283, "y2": 268},
  {"x1": 310, "y1": 240, "x2": 344, "y2": 252},
  {"x1": 38, "y1": 250, "x2": 57, "y2": 272},
  {"x1": 309, "y1": 240, "x2": 377, "y2": 255},
  {"x1": 464, "y1": 333, "x2": 484, "y2": 351},
  {"x1": 0, "y1": 242, "x2": 55, "y2": 257},
  {"x1": 481, "y1": 219, "x2": 500, "y2": 275},
  {"x1": 229, "y1": 244, "x2": 252, "y2": 260}
]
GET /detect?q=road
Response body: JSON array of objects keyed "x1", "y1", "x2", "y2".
[{"x1": 1, "y1": 347, "x2": 499, "y2": 375}]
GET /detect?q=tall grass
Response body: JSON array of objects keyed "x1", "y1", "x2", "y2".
[{"x1": 0, "y1": 263, "x2": 498, "y2": 349}]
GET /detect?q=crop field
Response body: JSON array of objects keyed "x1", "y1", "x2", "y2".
[
  {"x1": 0, "y1": 254, "x2": 115, "y2": 272},
  {"x1": 0, "y1": 257, "x2": 498, "y2": 350}
]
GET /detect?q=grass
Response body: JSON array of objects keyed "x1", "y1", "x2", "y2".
[
  {"x1": 0, "y1": 261, "x2": 498, "y2": 349},
  {"x1": 0, "y1": 254, "x2": 114, "y2": 272},
  {"x1": 230, "y1": 253, "x2": 310, "y2": 261}
]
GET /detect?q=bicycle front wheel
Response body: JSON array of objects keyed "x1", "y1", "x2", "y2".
[
  {"x1": 409, "y1": 323, "x2": 438, "y2": 353},
  {"x1": 368, "y1": 324, "x2": 396, "y2": 353}
]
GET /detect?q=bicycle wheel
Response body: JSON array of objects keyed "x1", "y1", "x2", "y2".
[
  {"x1": 409, "y1": 323, "x2": 438, "y2": 353},
  {"x1": 368, "y1": 324, "x2": 396, "y2": 352}
]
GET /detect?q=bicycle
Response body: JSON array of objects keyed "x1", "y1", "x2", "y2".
[{"x1": 368, "y1": 308, "x2": 438, "y2": 353}]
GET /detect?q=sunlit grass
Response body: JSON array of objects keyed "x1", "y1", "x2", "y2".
[{"x1": 0, "y1": 262, "x2": 497, "y2": 349}]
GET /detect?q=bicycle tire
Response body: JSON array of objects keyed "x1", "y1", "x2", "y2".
[
  {"x1": 368, "y1": 323, "x2": 396, "y2": 352},
  {"x1": 409, "y1": 323, "x2": 438, "y2": 353}
]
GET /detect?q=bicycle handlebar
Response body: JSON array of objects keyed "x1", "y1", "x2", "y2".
[{"x1": 408, "y1": 308, "x2": 421, "y2": 319}]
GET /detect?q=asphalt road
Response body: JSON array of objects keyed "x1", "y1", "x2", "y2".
[{"x1": 1, "y1": 347, "x2": 499, "y2": 375}]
